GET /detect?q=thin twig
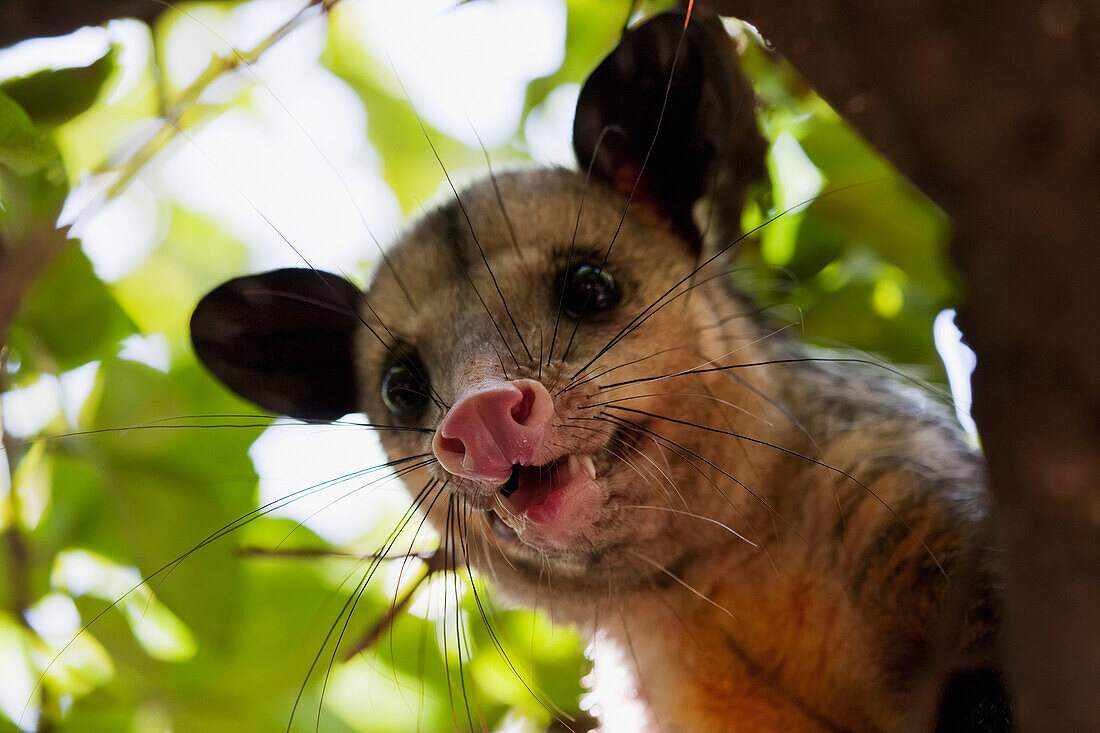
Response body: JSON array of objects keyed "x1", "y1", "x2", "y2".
[
  {"x1": 99, "y1": 0, "x2": 343, "y2": 203},
  {"x1": 341, "y1": 548, "x2": 451, "y2": 661}
]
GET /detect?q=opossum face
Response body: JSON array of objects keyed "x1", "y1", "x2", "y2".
[
  {"x1": 357, "y1": 169, "x2": 744, "y2": 594},
  {"x1": 191, "y1": 12, "x2": 768, "y2": 601}
]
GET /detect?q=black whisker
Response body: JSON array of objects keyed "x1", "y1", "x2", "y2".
[
  {"x1": 599, "y1": 356, "x2": 951, "y2": 403},
  {"x1": 556, "y1": 265, "x2": 749, "y2": 396},
  {"x1": 142, "y1": 460, "x2": 435, "y2": 631},
  {"x1": 537, "y1": 328, "x2": 544, "y2": 382},
  {"x1": 555, "y1": 344, "x2": 692, "y2": 397},
  {"x1": 560, "y1": 14, "x2": 694, "y2": 364},
  {"x1": 492, "y1": 344, "x2": 511, "y2": 382},
  {"x1": 604, "y1": 404, "x2": 946, "y2": 576},
  {"x1": 439, "y1": 495, "x2": 462, "y2": 731},
  {"x1": 170, "y1": 121, "x2": 451, "y2": 411},
  {"x1": 144, "y1": 413, "x2": 434, "y2": 434},
  {"x1": 572, "y1": 181, "x2": 879, "y2": 381},
  {"x1": 455, "y1": 502, "x2": 573, "y2": 725},
  {"x1": 30, "y1": 453, "x2": 431, "y2": 730},
  {"x1": 548, "y1": 123, "x2": 620, "y2": 371},
  {"x1": 409, "y1": 103, "x2": 531, "y2": 366},
  {"x1": 380, "y1": 480, "x2": 455, "y2": 667},
  {"x1": 580, "y1": 390, "x2": 766, "y2": 426},
  {"x1": 449, "y1": 497, "x2": 481, "y2": 732},
  {"x1": 290, "y1": 477, "x2": 446, "y2": 732},
  {"x1": 585, "y1": 413, "x2": 798, "y2": 540},
  {"x1": 350, "y1": 38, "x2": 531, "y2": 377},
  {"x1": 466, "y1": 111, "x2": 524, "y2": 262},
  {"x1": 163, "y1": 0, "x2": 416, "y2": 309},
  {"x1": 238, "y1": 546, "x2": 429, "y2": 561},
  {"x1": 271, "y1": 458, "x2": 436, "y2": 552}
]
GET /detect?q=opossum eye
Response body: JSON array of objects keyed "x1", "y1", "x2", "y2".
[
  {"x1": 558, "y1": 263, "x2": 621, "y2": 320},
  {"x1": 381, "y1": 356, "x2": 430, "y2": 421}
]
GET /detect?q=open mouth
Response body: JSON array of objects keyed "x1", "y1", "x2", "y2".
[
  {"x1": 480, "y1": 422, "x2": 646, "y2": 550},
  {"x1": 501, "y1": 455, "x2": 596, "y2": 517},
  {"x1": 487, "y1": 454, "x2": 602, "y2": 548}
]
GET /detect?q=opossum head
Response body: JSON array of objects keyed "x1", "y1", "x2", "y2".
[{"x1": 190, "y1": 13, "x2": 769, "y2": 607}]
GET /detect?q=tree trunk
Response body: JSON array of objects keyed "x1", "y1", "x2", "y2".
[
  {"x1": 0, "y1": 1, "x2": 231, "y2": 48},
  {"x1": 702, "y1": 1, "x2": 1100, "y2": 729}
]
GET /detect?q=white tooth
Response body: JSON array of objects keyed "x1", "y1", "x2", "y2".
[
  {"x1": 568, "y1": 454, "x2": 581, "y2": 476},
  {"x1": 578, "y1": 454, "x2": 596, "y2": 479}
]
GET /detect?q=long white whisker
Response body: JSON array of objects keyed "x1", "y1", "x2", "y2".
[
  {"x1": 630, "y1": 551, "x2": 737, "y2": 624},
  {"x1": 618, "y1": 505, "x2": 757, "y2": 547}
]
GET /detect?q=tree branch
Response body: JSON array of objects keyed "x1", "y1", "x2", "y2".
[{"x1": 698, "y1": 1, "x2": 1100, "y2": 729}]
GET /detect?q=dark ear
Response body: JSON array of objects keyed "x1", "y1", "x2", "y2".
[
  {"x1": 190, "y1": 268, "x2": 362, "y2": 421},
  {"x1": 573, "y1": 12, "x2": 764, "y2": 240}
]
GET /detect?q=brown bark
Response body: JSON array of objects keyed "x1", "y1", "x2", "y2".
[
  {"x1": 700, "y1": 1, "x2": 1100, "y2": 730},
  {"x1": 0, "y1": 1, "x2": 232, "y2": 49}
]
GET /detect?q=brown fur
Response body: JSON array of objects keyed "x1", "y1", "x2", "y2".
[{"x1": 354, "y1": 169, "x2": 1000, "y2": 731}]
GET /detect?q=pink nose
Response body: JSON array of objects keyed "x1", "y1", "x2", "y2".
[{"x1": 432, "y1": 378, "x2": 555, "y2": 483}]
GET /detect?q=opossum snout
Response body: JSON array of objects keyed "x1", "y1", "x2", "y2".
[{"x1": 432, "y1": 378, "x2": 555, "y2": 483}]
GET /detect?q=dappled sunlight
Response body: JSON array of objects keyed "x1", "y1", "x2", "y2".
[
  {"x1": 250, "y1": 418, "x2": 409, "y2": 544},
  {"x1": 51, "y1": 549, "x2": 197, "y2": 661}
]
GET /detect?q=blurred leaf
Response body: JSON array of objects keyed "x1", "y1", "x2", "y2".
[
  {"x1": 0, "y1": 90, "x2": 68, "y2": 235},
  {"x1": 0, "y1": 90, "x2": 58, "y2": 175},
  {"x1": 29, "y1": 355, "x2": 375, "y2": 731},
  {"x1": 0, "y1": 614, "x2": 41, "y2": 729},
  {"x1": 7, "y1": 244, "x2": 137, "y2": 374},
  {"x1": 323, "y1": 16, "x2": 486, "y2": 213},
  {"x1": 467, "y1": 599, "x2": 587, "y2": 724},
  {"x1": 328, "y1": 656, "x2": 451, "y2": 732},
  {"x1": 52, "y1": 26, "x2": 160, "y2": 183},
  {"x1": 738, "y1": 28, "x2": 821, "y2": 121},
  {"x1": 37, "y1": 621, "x2": 116, "y2": 698},
  {"x1": 111, "y1": 205, "x2": 250, "y2": 354},
  {"x1": 798, "y1": 119, "x2": 953, "y2": 296},
  {"x1": 522, "y1": 0, "x2": 640, "y2": 120},
  {"x1": 1, "y1": 48, "x2": 118, "y2": 128}
]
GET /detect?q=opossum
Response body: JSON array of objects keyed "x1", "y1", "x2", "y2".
[{"x1": 188, "y1": 11, "x2": 1009, "y2": 732}]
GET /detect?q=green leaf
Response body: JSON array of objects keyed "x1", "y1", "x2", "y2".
[
  {"x1": 0, "y1": 90, "x2": 58, "y2": 175},
  {"x1": 322, "y1": 16, "x2": 489, "y2": 213},
  {"x1": 0, "y1": 614, "x2": 44, "y2": 729},
  {"x1": 24, "y1": 356, "x2": 364, "y2": 731},
  {"x1": 111, "y1": 204, "x2": 250, "y2": 354},
  {"x1": 522, "y1": 0, "x2": 640, "y2": 120},
  {"x1": 0, "y1": 90, "x2": 68, "y2": 237},
  {"x1": 1, "y1": 48, "x2": 118, "y2": 128},
  {"x1": 7, "y1": 244, "x2": 138, "y2": 374}
]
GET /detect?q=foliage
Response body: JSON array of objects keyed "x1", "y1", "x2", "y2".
[{"x1": 0, "y1": 1, "x2": 956, "y2": 731}]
